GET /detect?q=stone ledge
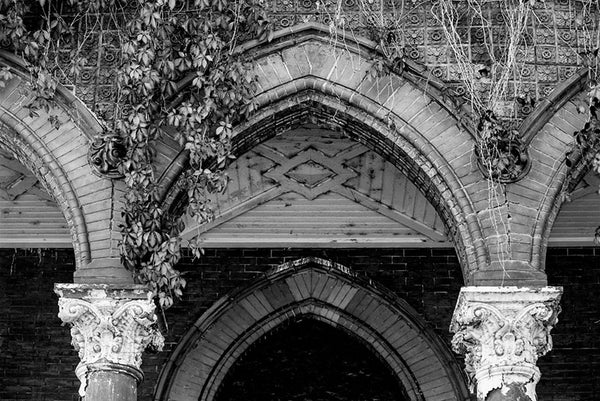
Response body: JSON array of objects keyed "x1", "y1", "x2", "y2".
[
  {"x1": 453, "y1": 286, "x2": 562, "y2": 308},
  {"x1": 54, "y1": 283, "x2": 152, "y2": 301}
]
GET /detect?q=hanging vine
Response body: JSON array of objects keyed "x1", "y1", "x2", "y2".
[
  {"x1": 117, "y1": 0, "x2": 271, "y2": 308},
  {"x1": 0, "y1": 0, "x2": 69, "y2": 118},
  {"x1": 432, "y1": 0, "x2": 533, "y2": 182},
  {"x1": 0, "y1": 0, "x2": 272, "y2": 308},
  {"x1": 320, "y1": 0, "x2": 534, "y2": 183}
]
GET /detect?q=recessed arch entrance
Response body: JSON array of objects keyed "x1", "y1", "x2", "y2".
[
  {"x1": 154, "y1": 257, "x2": 469, "y2": 401},
  {"x1": 215, "y1": 316, "x2": 411, "y2": 401}
]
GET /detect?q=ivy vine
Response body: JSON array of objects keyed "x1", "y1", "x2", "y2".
[
  {"x1": 118, "y1": 0, "x2": 271, "y2": 308},
  {"x1": 0, "y1": 0, "x2": 272, "y2": 309}
]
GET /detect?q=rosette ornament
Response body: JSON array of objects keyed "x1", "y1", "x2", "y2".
[{"x1": 88, "y1": 131, "x2": 126, "y2": 178}]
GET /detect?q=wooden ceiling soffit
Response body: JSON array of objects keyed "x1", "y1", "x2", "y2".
[
  {"x1": 0, "y1": 149, "x2": 70, "y2": 247},
  {"x1": 549, "y1": 169, "x2": 600, "y2": 245},
  {"x1": 181, "y1": 129, "x2": 448, "y2": 246}
]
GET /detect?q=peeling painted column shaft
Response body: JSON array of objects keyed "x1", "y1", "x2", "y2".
[
  {"x1": 54, "y1": 284, "x2": 164, "y2": 401},
  {"x1": 450, "y1": 287, "x2": 562, "y2": 401}
]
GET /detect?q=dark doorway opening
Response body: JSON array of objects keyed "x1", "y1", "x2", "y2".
[{"x1": 215, "y1": 317, "x2": 409, "y2": 401}]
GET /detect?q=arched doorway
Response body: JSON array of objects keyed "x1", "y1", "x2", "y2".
[
  {"x1": 215, "y1": 317, "x2": 409, "y2": 401},
  {"x1": 154, "y1": 257, "x2": 469, "y2": 401}
]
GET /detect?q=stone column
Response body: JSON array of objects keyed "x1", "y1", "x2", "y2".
[
  {"x1": 450, "y1": 287, "x2": 562, "y2": 401},
  {"x1": 54, "y1": 284, "x2": 164, "y2": 401}
]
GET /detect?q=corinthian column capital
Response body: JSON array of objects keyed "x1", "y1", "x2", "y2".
[
  {"x1": 54, "y1": 284, "x2": 164, "y2": 397},
  {"x1": 450, "y1": 286, "x2": 562, "y2": 401}
]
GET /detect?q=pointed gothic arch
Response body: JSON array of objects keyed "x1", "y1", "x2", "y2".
[
  {"x1": 156, "y1": 23, "x2": 498, "y2": 284},
  {"x1": 518, "y1": 68, "x2": 597, "y2": 269},
  {"x1": 153, "y1": 257, "x2": 469, "y2": 401}
]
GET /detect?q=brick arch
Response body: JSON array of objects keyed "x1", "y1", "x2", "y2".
[
  {"x1": 154, "y1": 257, "x2": 469, "y2": 401},
  {"x1": 0, "y1": 51, "x2": 108, "y2": 270},
  {"x1": 517, "y1": 68, "x2": 590, "y2": 270},
  {"x1": 157, "y1": 23, "x2": 491, "y2": 282}
]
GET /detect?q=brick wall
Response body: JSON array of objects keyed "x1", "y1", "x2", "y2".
[
  {"x1": 537, "y1": 248, "x2": 600, "y2": 401},
  {"x1": 0, "y1": 249, "x2": 79, "y2": 401},
  {"x1": 1, "y1": 247, "x2": 598, "y2": 401},
  {"x1": 141, "y1": 247, "x2": 465, "y2": 400}
]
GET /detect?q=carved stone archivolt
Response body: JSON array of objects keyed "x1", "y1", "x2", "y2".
[
  {"x1": 55, "y1": 284, "x2": 164, "y2": 397},
  {"x1": 88, "y1": 131, "x2": 126, "y2": 178},
  {"x1": 450, "y1": 287, "x2": 562, "y2": 401}
]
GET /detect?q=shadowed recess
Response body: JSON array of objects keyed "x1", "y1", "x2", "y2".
[{"x1": 215, "y1": 317, "x2": 410, "y2": 401}]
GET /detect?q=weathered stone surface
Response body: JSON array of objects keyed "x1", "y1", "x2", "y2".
[
  {"x1": 54, "y1": 283, "x2": 164, "y2": 398},
  {"x1": 486, "y1": 382, "x2": 535, "y2": 401},
  {"x1": 451, "y1": 286, "x2": 562, "y2": 401}
]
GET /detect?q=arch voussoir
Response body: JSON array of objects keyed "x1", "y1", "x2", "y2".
[
  {"x1": 0, "y1": 107, "x2": 90, "y2": 269},
  {"x1": 517, "y1": 68, "x2": 593, "y2": 271},
  {"x1": 245, "y1": 28, "x2": 492, "y2": 281}
]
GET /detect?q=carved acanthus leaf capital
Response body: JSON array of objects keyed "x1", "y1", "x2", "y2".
[
  {"x1": 55, "y1": 284, "x2": 164, "y2": 396},
  {"x1": 450, "y1": 286, "x2": 562, "y2": 400}
]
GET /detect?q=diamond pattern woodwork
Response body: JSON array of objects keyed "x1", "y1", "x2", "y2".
[
  {"x1": 181, "y1": 128, "x2": 449, "y2": 246},
  {"x1": 0, "y1": 149, "x2": 53, "y2": 202},
  {"x1": 285, "y1": 160, "x2": 336, "y2": 188},
  {"x1": 262, "y1": 143, "x2": 363, "y2": 200},
  {"x1": 0, "y1": 128, "x2": 597, "y2": 248}
]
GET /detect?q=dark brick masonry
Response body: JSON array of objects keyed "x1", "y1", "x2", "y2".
[
  {"x1": 0, "y1": 247, "x2": 598, "y2": 401},
  {"x1": 214, "y1": 318, "x2": 409, "y2": 401},
  {"x1": 0, "y1": 249, "x2": 79, "y2": 401},
  {"x1": 537, "y1": 248, "x2": 600, "y2": 401}
]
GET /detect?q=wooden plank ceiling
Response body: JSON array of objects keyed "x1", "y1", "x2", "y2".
[
  {"x1": 0, "y1": 128, "x2": 598, "y2": 249},
  {"x1": 0, "y1": 148, "x2": 71, "y2": 247},
  {"x1": 181, "y1": 128, "x2": 449, "y2": 247},
  {"x1": 549, "y1": 171, "x2": 600, "y2": 245}
]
